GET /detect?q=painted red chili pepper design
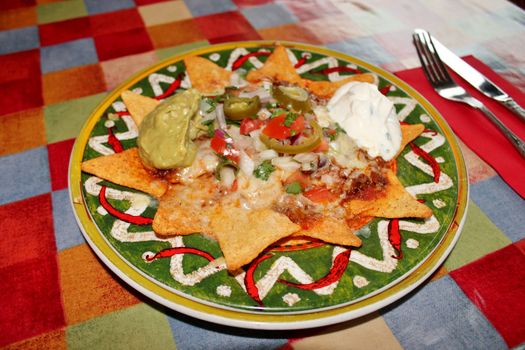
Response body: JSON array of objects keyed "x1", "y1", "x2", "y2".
[
  {"x1": 314, "y1": 66, "x2": 362, "y2": 75},
  {"x1": 98, "y1": 186, "x2": 153, "y2": 225},
  {"x1": 115, "y1": 111, "x2": 130, "y2": 117},
  {"x1": 155, "y1": 73, "x2": 183, "y2": 100},
  {"x1": 379, "y1": 84, "x2": 392, "y2": 95},
  {"x1": 294, "y1": 57, "x2": 307, "y2": 68},
  {"x1": 278, "y1": 249, "x2": 351, "y2": 290},
  {"x1": 409, "y1": 142, "x2": 441, "y2": 183},
  {"x1": 388, "y1": 219, "x2": 402, "y2": 259},
  {"x1": 232, "y1": 51, "x2": 271, "y2": 71},
  {"x1": 244, "y1": 254, "x2": 273, "y2": 306},
  {"x1": 145, "y1": 247, "x2": 214, "y2": 262},
  {"x1": 107, "y1": 127, "x2": 123, "y2": 153}
]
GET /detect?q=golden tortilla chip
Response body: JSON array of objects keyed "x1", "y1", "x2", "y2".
[
  {"x1": 303, "y1": 73, "x2": 376, "y2": 99},
  {"x1": 246, "y1": 45, "x2": 304, "y2": 86},
  {"x1": 121, "y1": 90, "x2": 160, "y2": 127},
  {"x1": 153, "y1": 176, "x2": 220, "y2": 236},
  {"x1": 397, "y1": 123, "x2": 425, "y2": 158},
  {"x1": 294, "y1": 216, "x2": 362, "y2": 247},
  {"x1": 210, "y1": 206, "x2": 300, "y2": 271},
  {"x1": 184, "y1": 56, "x2": 232, "y2": 95},
  {"x1": 345, "y1": 170, "x2": 432, "y2": 219},
  {"x1": 81, "y1": 148, "x2": 168, "y2": 198}
]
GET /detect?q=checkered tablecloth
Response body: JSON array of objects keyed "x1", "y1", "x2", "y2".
[{"x1": 1, "y1": 0, "x2": 524, "y2": 349}]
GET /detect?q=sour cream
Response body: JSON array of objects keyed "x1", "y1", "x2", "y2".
[{"x1": 327, "y1": 82, "x2": 401, "y2": 161}]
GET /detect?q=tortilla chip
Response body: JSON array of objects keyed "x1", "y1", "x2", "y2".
[
  {"x1": 397, "y1": 123, "x2": 425, "y2": 158},
  {"x1": 81, "y1": 148, "x2": 168, "y2": 198},
  {"x1": 153, "y1": 176, "x2": 221, "y2": 236},
  {"x1": 246, "y1": 45, "x2": 304, "y2": 86},
  {"x1": 345, "y1": 170, "x2": 432, "y2": 219},
  {"x1": 294, "y1": 216, "x2": 362, "y2": 247},
  {"x1": 184, "y1": 56, "x2": 232, "y2": 95},
  {"x1": 210, "y1": 206, "x2": 300, "y2": 271},
  {"x1": 303, "y1": 73, "x2": 376, "y2": 99},
  {"x1": 121, "y1": 90, "x2": 160, "y2": 127}
]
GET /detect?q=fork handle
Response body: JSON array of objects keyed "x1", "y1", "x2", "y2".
[
  {"x1": 499, "y1": 98, "x2": 525, "y2": 123},
  {"x1": 477, "y1": 104, "x2": 525, "y2": 158}
]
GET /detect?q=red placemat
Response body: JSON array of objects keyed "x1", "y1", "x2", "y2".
[{"x1": 396, "y1": 56, "x2": 525, "y2": 198}]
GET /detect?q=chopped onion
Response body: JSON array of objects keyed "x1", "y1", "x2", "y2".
[
  {"x1": 321, "y1": 174, "x2": 336, "y2": 185},
  {"x1": 239, "y1": 151, "x2": 255, "y2": 176},
  {"x1": 220, "y1": 166, "x2": 236, "y2": 189},
  {"x1": 216, "y1": 104, "x2": 227, "y2": 130},
  {"x1": 249, "y1": 129, "x2": 267, "y2": 151},
  {"x1": 301, "y1": 161, "x2": 317, "y2": 172},
  {"x1": 293, "y1": 152, "x2": 317, "y2": 164},
  {"x1": 258, "y1": 149, "x2": 279, "y2": 161},
  {"x1": 272, "y1": 157, "x2": 301, "y2": 172}
]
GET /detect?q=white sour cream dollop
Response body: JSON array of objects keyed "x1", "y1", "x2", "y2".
[{"x1": 327, "y1": 82, "x2": 401, "y2": 161}]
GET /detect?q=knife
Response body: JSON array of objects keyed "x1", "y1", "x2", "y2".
[{"x1": 420, "y1": 30, "x2": 525, "y2": 123}]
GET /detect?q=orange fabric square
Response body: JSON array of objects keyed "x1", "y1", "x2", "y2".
[
  {"x1": 0, "y1": 6, "x2": 36, "y2": 30},
  {"x1": 42, "y1": 64, "x2": 106, "y2": 105},
  {"x1": 147, "y1": 19, "x2": 206, "y2": 49},
  {"x1": 59, "y1": 244, "x2": 141, "y2": 325},
  {"x1": 3, "y1": 329, "x2": 66, "y2": 350},
  {"x1": 258, "y1": 23, "x2": 322, "y2": 45},
  {"x1": 0, "y1": 108, "x2": 46, "y2": 156}
]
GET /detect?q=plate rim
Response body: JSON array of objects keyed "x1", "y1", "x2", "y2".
[{"x1": 68, "y1": 40, "x2": 469, "y2": 330}]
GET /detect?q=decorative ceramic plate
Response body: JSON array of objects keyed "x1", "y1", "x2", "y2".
[{"x1": 69, "y1": 41, "x2": 468, "y2": 330}]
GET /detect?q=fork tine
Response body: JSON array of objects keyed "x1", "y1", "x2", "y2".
[
  {"x1": 412, "y1": 32, "x2": 437, "y2": 84},
  {"x1": 420, "y1": 31, "x2": 451, "y2": 83},
  {"x1": 415, "y1": 31, "x2": 443, "y2": 84}
]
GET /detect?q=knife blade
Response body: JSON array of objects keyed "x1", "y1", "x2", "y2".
[{"x1": 416, "y1": 29, "x2": 525, "y2": 123}]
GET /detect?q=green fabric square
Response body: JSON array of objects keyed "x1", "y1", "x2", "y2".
[
  {"x1": 444, "y1": 200, "x2": 511, "y2": 271},
  {"x1": 44, "y1": 92, "x2": 106, "y2": 144},
  {"x1": 66, "y1": 303, "x2": 176, "y2": 350},
  {"x1": 156, "y1": 41, "x2": 209, "y2": 61},
  {"x1": 37, "y1": 0, "x2": 88, "y2": 24}
]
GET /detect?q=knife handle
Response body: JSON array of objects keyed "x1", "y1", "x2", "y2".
[
  {"x1": 478, "y1": 104, "x2": 525, "y2": 158},
  {"x1": 500, "y1": 98, "x2": 525, "y2": 123}
]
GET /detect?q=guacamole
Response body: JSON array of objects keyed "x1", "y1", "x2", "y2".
[{"x1": 138, "y1": 89, "x2": 201, "y2": 170}]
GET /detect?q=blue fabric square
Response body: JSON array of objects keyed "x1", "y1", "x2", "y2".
[
  {"x1": 166, "y1": 312, "x2": 287, "y2": 350},
  {"x1": 184, "y1": 0, "x2": 236, "y2": 17},
  {"x1": 241, "y1": 3, "x2": 298, "y2": 29},
  {"x1": 52, "y1": 189, "x2": 85, "y2": 251},
  {"x1": 0, "y1": 26, "x2": 40, "y2": 55},
  {"x1": 84, "y1": 0, "x2": 134, "y2": 15},
  {"x1": 382, "y1": 276, "x2": 506, "y2": 349},
  {"x1": 0, "y1": 147, "x2": 51, "y2": 206},
  {"x1": 327, "y1": 36, "x2": 395, "y2": 66},
  {"x1": 40, "y1": 38, "x2": 98, "y2": 74},
  {"x1": 471, "y1": 176, "x2": 525, "y2": 242}
]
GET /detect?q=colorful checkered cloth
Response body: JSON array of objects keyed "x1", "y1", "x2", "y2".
[{"x1": 1, "y1": 0, "x2": 524, "y2": 349}]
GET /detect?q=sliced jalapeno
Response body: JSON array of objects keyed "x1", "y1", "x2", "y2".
[
  {"x1": 272, "y1": 86, "x2": 311, "y2": 113},
  {"x1": 223, "y1": 96, "x2": 261, "y2": 120},
  {"x1": 260, "y1": 121, "x2": 322, "y2": 154}
]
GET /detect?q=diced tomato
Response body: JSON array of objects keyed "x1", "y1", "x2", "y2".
[
  {"x1": 284, "y1": 170, "x2": 311, "y2": 188},
  {"x1": 210, "y1": 130, "x2": 240, "y2": 163},
  {"x1": 313, "y1": 138, "x2": 329, "y2": 152},
  {"x1": 262, "y1": 114, "x2": 305, "y2": 140},
  {"x1": 303, "y1": 187, "x2": 338, "y2": 203},
  {"x1": 240, "y1": 118, "x2": 265, "y2": 135}
]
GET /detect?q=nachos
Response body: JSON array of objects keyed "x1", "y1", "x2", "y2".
[{"x1": 81, "y1": 45, "x2": 431, "y2": 272}]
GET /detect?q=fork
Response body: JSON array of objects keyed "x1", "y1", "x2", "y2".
[{"x1": 412, "y1": 30, "x2": 525, "y2": 158}]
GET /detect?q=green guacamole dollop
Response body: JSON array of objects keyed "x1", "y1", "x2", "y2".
[{"x1": 138, "y1": 89, "x2": 201, "y2": 170}]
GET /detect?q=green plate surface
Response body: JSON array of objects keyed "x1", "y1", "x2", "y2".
[{"x1": 69, "y1": 41, "x2": 468, "y2": 329}]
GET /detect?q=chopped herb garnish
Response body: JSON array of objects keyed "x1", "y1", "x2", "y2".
[
  {"x1": 265, "y1": 102, "x2": 278, "y2": 109},
  {"x1": 253, "y1": 160, "x2": 275, "y2": 181},
  {"x1": 215, "y1": 155, "x2": 238, "y2": 180},
  {"x1": 285, "y1": 181, "x2": 302, "y2": 194},
  {"x1": 201, "y1": 119, "x2": 215, "y2": 137},
  {"x1": 335, "y1": 123, "x2": 346, "y2": 134},
  {"x1": 270, "y1": 108, "x2": 287, "y2": 119},
  {"x1": 283, "y1": 112, "x2": 298, "y2": 127}
]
